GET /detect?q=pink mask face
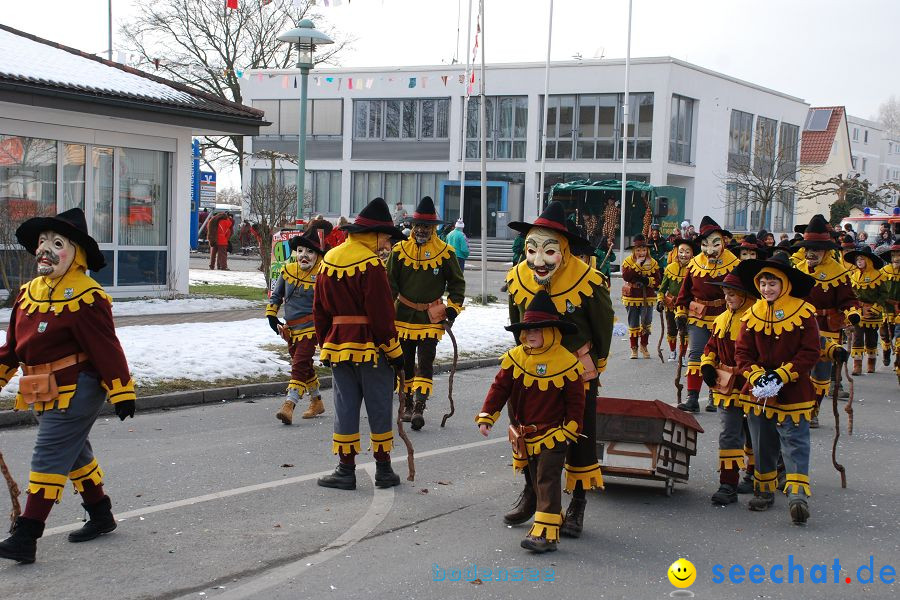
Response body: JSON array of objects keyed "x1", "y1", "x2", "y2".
[
  {"x1": 524, "y1": 329, "x2": 545, "y2": 349},
  {"x1": 739, "y1": 248, "x2": 757, "y2": 261},
  {"x1": 525, "y1": 228, "x2": 563, "y2": 285},
  {"x1": 35, "y1": 231, "x2": 76, "y2": 279},
  {"x1": 293, "y1": 246, "x2": 318, "y2": 271},
  {"x1": 376, "y1": 234, "x2": 393, "y2": 264},
  {"x1": 677, "y1": 244, "x2": 693, "y2": 265},
  {"x1": 701, "y1": 233, "x2": 724, "y2": 258},
  {"x1": 855, "y1": 256, "x2": 868, "y2": 271}
]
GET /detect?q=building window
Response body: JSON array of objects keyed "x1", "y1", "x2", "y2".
[
  {"x1": 250, "y1": 169, "x2": 342, "y2": 216},
  {"x1": 778, "y1": 122, "x2": 799, "y2": 180},
  {"x1": 465, "y1": 96, "x2": 528, "y2": 160},
  {"x1": 864, "y1": 130, "x2": 868, "y2": 143},
  {"x1": 354, "y1": 98, "x2": 449, "y2": 141},
  {"x1": 253, "y1": 99, "x2": 343, "y2": 137},
  {"x1": 118, "y1": 148, "x2": 169, "y2": 247},
  {"x1": 669, "y1": 95, "x2": 694, "y2": 164},
  {"x1": 351, "y1": 171, "x2": 446, "y2": 215},
  {"x1": 861, "y1": 158, "x2": 867, "y2": 173},
  {"x1": 725, "y1": 182, "x2": 749, "y2": 231},
  {"x1": 754, "y1": 116, "x2": 778, "y2": 178},
  {"x1": 851, "y1": 156, "x2": 858, "y2": 170},
  {"x1": 853, "y1": 127, "x2": 859, "y2": 141},
  {"x1": 0, "y1": 135, "x2": 58, "y2": 220},
  {"x1": 541, "y1": 92, "x2": 652, "y2": 161},
  {"x1": 727, "y1": 110, "x2": 754, "y2": 172},
  {"x1": 771, "y1": 189, "x2": 794, "y2": 232}
]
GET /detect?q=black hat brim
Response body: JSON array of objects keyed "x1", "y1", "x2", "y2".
[
  {"x1": 16, "y1": 216, "x2": 105, "y2": 272},
  {"x1": 290, "y1": 236, "x2": 326, "y2": 255},
  {"x1": 707, "y1": 280, "x2": 760, "y2": 298},
  {"x1": 408, "y1": 216, "x2": 446, "y2": 225},
  {"x1": 696, "y1": 227, "x2": 732, "y2": 241},
  {"x1": 793, "y1": 239, "x2": 839, "y2": 251},
  {"x1": 843, "y1": 249, "x2": 884, "y2": 269},
  {"x1": 505, "y1": 319, "x2": 579, "y2": 335},
  {"x1": 341, "y1": 223, "x2": 407, "y2": 239},
  {"x1": 508, "y1": 221, "x2": 590, "y2": 249},
  {"x1": 734, "y1": 258, "x2": 815, "y2": 298}
]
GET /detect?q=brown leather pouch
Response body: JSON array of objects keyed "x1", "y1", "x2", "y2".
[
  {"x1": 712, "y1": 365, "x2": 738, "y2": 394},
  {"x1": 688, "y1": 300, "x2": 708, "y2": 320},
  {"x1": 426, "y1": 300, "x2": 447, "y2": 324},
  {"x1": 622, "y1": 282, "x2": 635, "y2": 296},
  {"x1": 663, "y1": 294, "x2": 676, "y2": 311},
  {"x1": 19, "y1": 373, "x2": 59, "y2": 405},
  {"x1": 862, "y1": 304, "x2": 880, "y2": 320},
  {"x1": 279, "y1": 325, "x2": 292, "y2": 343},
  {"x1": 508, "y1": 424, "x2": 527, "y2": 458},
  {"x1": 825, "y1": 311, "x2": 845, "y2": 331}
]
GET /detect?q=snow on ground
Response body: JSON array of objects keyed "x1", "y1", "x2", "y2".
[
  {"x1": 0, "y1": 303, "x2": 513, "y2": 398},
  {"x1": 0, "y1": 297, "x2": 261, "y2": 324},
  {"x1": 190, "y1": 269, "x2": 267, "y2": 288}
]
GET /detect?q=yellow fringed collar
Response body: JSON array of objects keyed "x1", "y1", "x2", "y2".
[
  {"x1": 506, "y1": 256, "x2": 604, "y2": 315},
  {"x1": 796, "y1": 255, "x2": 851, "y2": 291},
  {"x1": 321, "y1": 233, "x2": 381, "y2": 279},
  {"x1": 851, "y1": 261, "x2": 885, "y2": 290},
  {"x1": 500, "y1": 328, "x2": 585, "y2": 391},
  {"x1": 622, "y1": 254, "x2": 659, "y2": 276},
  {"x1": 19, "y1": 269, "x2": 111, "y2": 315},
  {"x1": 688, "y1": 249, "x2": 739, "y2": 279},
  {"x1": 880, "y1": 264, "x2": 899, "y2": 282},
  {"x1": 713, "y1": 301, "x2": 753, "y2": 340},
  {"x1": 741, "y1": 296, "x2": 816, "y2": 336},
  {"x1": 664, "y1": 261, "x2": 688, "y2": 282},
  {"x1": 394, "y1": 235, "x2": 453, "y2": 270},
  {"x1": 282, "y1": 259, "x2": 320, "y2": 289}
]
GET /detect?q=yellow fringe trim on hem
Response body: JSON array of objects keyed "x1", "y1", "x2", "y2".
[
  {"x1": 685, "y1": 362, "x2": 701, "y2": 376},
  {"x1": 475, "y1": 411, "x2": 501, "y2": 426},
  {"x1": 857, "y1": 319, "x2": 883, "y2": 329},
  {"x1": 754, "y1": 470, "x2": 778, "y2": 493},
  {"x1": 627, "y1": 326, "x2": 643, "y2": 337},
  {"x1": 15, "y1": 384, "x2": 77, "y2": 412},
  {"x1": 524, "y1": 421, "x2": 579, "y2": 456},
  {"x1": 69, "y1": 459, "x2": 104, "y2": 493},
  {"x1": 396, "y1": 321, "x2": 445, "y2": 341},
  {"x1": 0, "y1": 363, "x2": 16, "y2": 386},
  {"x1": 529, "y1": 512, "x2": 563, "y2": 541},
  {"x1": 287, "y1": 379, "x2": 309, "y2": 394},
  {"x1": 783, "y1": 473, "x2": 811, "y2": 497},
  {"x1": 742, "y1": 399, "x2": 817, "y2": 425},
  {"x1": 712, "y1": 391, "x2": 744, "y2": 407},
  {"x1": 287, "y1": 326, "x2": 316, "y2": 342},
  {"x1": 810, "y1": 377, "x2": 830, "y2": 398},
  {"x1": 27, "y1": 471, "x2": 67, "y2": 502},
  {"x1": 370, "y1": 431, "x2": 394, "y2": 453},
  {"x1": 563, "y1": 463, "x2": 604, "y2": 493},
  {"x1": 512, "y1": 452, "x2": 529, "y2": 472},
  {"x1": 718, "y1": 449, "x2": 746, "y2": 471},
  {"x1": 622, "y1": 297, "x2": 656, "y2": 307},
  {"x1": 332, "y1": 433, "x2": 361, "y2": 455},
  {"x1": 688, "y1": 315, "x2": 717, "y2": 329},
  {"x1": 850, "y1": 347, "x2": 866, "y2": 358},
  {"x1": 320, "y1": 341, "x2": 380, "y2": 364},
  {"x1": 411, "y1": 377, "x2": 433, "y2": 396}
]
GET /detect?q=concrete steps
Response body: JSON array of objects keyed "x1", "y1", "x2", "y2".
[{"x1": 467, "y1": 238, "x2": 514, "y2": 262}]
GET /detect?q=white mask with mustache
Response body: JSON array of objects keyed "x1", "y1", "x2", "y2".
[
  {"x1": 525, "y1": 228, "x2": 563, "y2": 285},
  {"x1": 36, "y1": 231, "x2": 76, "y2": 280},
  {"x1": 701, "y1": 233, "x2": 724, "y2": 258}
]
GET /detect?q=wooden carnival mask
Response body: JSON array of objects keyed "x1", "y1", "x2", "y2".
[
  {"x1": 700, "y1": 232, "x2": 724, "y2": 258},
  {"x1": 36, "y1": 231, "x2": 77, "y2": 280},
  {"x1": 677, "y1": 243, "x2": 694, "y2": 265},
  {"x1": 525, "y1": 227, "x2": 563, "y2": 285},
  {"x1": 292, "y1": 246, "x2": 318, "y2": 272}
]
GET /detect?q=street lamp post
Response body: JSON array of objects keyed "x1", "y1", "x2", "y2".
[{"x1": 277, "y1": 20, "x2": 333, "y2": 223}]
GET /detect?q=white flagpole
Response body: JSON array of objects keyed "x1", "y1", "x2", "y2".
[
  {"x1": 479, "y1": 0, "x2": 487, "y2": 304},
  {"x1": 460, "y1": 0, "x2": 473, "y2": 228},
  {"x1": 538, "y1": 0, "x2": 554, "y2": 210},
  {"x1": 619, "y1": 0, "x2": 633, "y2": 268}
]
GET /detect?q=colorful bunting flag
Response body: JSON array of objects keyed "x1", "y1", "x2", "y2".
[{"x1": 226, "y1": 0, "x2": 238, "y2": 10}]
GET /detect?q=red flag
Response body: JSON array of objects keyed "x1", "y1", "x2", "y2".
[{"x1": 226, "y1": 0, "x2": 238, "y2": 9}]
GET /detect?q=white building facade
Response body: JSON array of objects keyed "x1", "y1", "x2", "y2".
[
  {"x1": 848, "y1": 115, "x2": 900, "y2": 207},
  {"x1": 240, "y1": 57, "x2": 808, "y2": 237}
]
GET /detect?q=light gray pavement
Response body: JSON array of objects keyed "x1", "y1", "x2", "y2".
[{"x1": 2, "y1": 290, "x2": 898, "y2": 599}]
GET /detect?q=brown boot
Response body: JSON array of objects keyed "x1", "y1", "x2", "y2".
[
  {"x1": 867, "y1": 356, "x2": 876, "y2": 374},
  {"x1": 640, "y1": 345, "x2": 651, "y2": 359},
  {"x1": 276, "y1": 400, "x2": 295, "y2": 425},
  {"x1": 411, "y1": 395, "x2": 427, "y2": 431},
  {"x1": 629, "y1": 347, "x2": 638, "y2": 359},
  {"x1": 302, "y1": 396, "x2": 325, "y2": 418},
  {"x1": 560, "y1": 497, "x2": 586, "y2": 538},
  {"x1": 852, "y1": 359, "x2": 862, "y2": 376},
  {"x1": 503, "y1": 484, "x2": 536, "y2": 525},
  {"x1": 400, "y1": 393, "x2": 413, "y2": 423}
]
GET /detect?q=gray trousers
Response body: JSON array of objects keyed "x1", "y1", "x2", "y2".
[
  {"x1": 747, "y1": 414, "x2": 810, "y2": 499},
  {"x1": 31, "y1": 373, "x2": 106, "y2": 500},
  {"x1": 687, "y1": 324, "x2": 712, "y2": 397},
  {"x1": 717, "y1": 403, "x2": 746, "y2": 485},
  {"x1": 331, "y1": 357, "x2": 395, "y2": 455}
]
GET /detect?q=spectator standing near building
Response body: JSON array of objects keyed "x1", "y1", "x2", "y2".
[
  {"x1": 207, "y1": 212, "x2": 223, "y2": 269},
  {"x1": 214, "y1": 213, "x2": 234, "y2": 270},
  {"x1": 445, "y1": 219, "x2": 470, "y2": 271}
]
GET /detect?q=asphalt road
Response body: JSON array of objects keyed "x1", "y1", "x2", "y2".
[{"x1": 2, "y1": 277, "x2": 899, "y2": 599}]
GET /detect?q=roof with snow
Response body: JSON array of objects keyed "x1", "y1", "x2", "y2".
[
  {"x1": 0, "y1": 25, "x2": 265, "y2": 135},
  {"x1": 800, "y1": 106, "x2": 846, "y2": 165}
]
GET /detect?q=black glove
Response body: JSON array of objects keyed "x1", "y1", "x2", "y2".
[
  {"x1": 755, "y1": 371, "x2": 782, "y2": 388},
  {"x1": 635, "y1": 275, "x2": 650, "y2": 286},
  {"x1": 848, "y1": 312, "x2": 861, "y2": 326},
  {"x1": 656, "y1": 300, "x2": 664, "y2": 313},
  {"x1": 388, "y1": 354, "x2": 405, "y2": 371},
  {"x1": 701, "y1": 364, "x2": 718, "y2": 387},
  {"x1": 268, "y1": 315, "x2": 283, "y2": 334},
  {"x1": 446, "y1": 307, "x2": 458, "y2": 325},
  {"x1": 675, "y1": 315, "x2": 688, "y2": 333},
  {"x1": 833, "y1": 347, "x2": 850, "y2": 364},
  {"x1": 114, "y1": 400, "x2": 135, "y2": 421}
]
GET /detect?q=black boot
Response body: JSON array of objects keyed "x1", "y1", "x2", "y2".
[
  {"x1": 736, "y1": 472, "x2": 754, "y2": 494},
  {"x1": 374, "y1": 461, "x2": 401, "y2": 488},
  {"x1": 520, "y1": 534, "x2": 557, "y2": 553},
  {"x1": 705, "y1": 391, "x2": 717, "y2": 412},
  {"x1": 560, "y1": 497, "x2": 586, "y2": 538},
  {"x1": 317, "y1": 463, "x2": 357, "y2": 490},
  {"x1": 884, "y1": 348, "x2": 892, "y2": 367},
  {"x1": 503, "y1": 484, "x2": 536, "y2": 525},
  {"x1": 68, "y1": 496, "x2": 117, "y2": 543},
  {"x1": 711, "y1": 484, "x2": 737, "y2": 505},
  {"x1": 677, "y1": 391, "x2": 700, "y2": 413},
  {"x1": 748, "y1": 491, "x2": 775, "y2": 511},
  {"x1": 400, "y1": 393, "x2": 413, "y2": 423},
  {"x1": 410, "y1": 394, "x2": 427, "y2": 431},
  {"x1": 789, "y1": 496, "x2": 810, "y2": 525},
  {"x1": 0, "y1": 516, "x2": 44, "y2": 564}
]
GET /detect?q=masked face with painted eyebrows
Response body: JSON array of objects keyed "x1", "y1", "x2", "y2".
[
  {"x1": 36, "y1": 231, "x2": 76, "y2": 279},
  {"x1": 701, "y1": 232, "x2": 724, "y2": 258},
  {"x1": 525, "y1": 227, "x2": 563, "y2": 285}
]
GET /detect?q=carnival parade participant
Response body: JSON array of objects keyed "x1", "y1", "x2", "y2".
[
  {"x1": 700, "y1": 272, "x2": 757, "y2": 505},
  {"x1": 647, "y1": 223, "x2": 672, "y2": 269},
  {"x1": 387, "y1": 196, "x2": 466, "y2": 430},
  {"x1": 504, "y1": 201, "x2": 614, "y2": 538},
  {"x1": 734, "y1": 254, "x2": 820, "y2": 524},
  {"x1": 266, "y1": 224, "x2": 332, "y2": 424},
  {"x1": 476, "y1": 291, "x2": 585, "y2": 553},
  {"x1": 793, "y1": 215, "x2": 858, "y2": 427},
  {"x1": 675, "y1": 216, "x2": 740, "y2": 413},
  {"x1": 621, "y1": 234, "x2": 661, "y2": 359},
  {"x1": 845, "y1": 246, "x2": 890, "y2": 375},
  {"x1": 313, "y1": 198, "x2": 406, "y2": 490},
  {"x1": 657, "y1": 238, "x2": 696, "y2": 361},
  {"x1": 877, "y1": 239, "x2": 899, "y2": 367},
  {"x1": 0, "y1": 208, "x2": 135, "y2": 564},
  {"x1": 736, "y1": 233, "x2": 767, "y2": 261}
]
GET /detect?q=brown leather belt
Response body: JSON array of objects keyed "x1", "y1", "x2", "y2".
[
  {"x1": 694, "y1": 298, "x2": 726, "y2": 307},
  {"x1": 332, "y1": 316, "x2": 370, "y2": 325},
  {"x1": 285, "y1": 314, "x2": 314, "y2": 327},
  {"x1": 22, "y1": 352, "x2": 88, "y2": 375},
  {"x1": 397, "y1": 294, "x2": 441, "y2": 312}
]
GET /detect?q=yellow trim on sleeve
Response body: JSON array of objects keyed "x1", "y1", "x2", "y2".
[
  {"x1": 475, "y1": 411, "x2": 501, "y2": 426},
  {"x1": 103, "y1": 378, "x2": 136, "y2": 404}
]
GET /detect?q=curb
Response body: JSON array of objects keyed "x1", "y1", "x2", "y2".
[{"x1": 0, "y1": 357, "x2": 500, "y2": 429}]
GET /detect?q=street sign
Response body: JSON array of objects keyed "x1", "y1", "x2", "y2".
[{"x1": 199, "y1": 171, "x2": 217, "y2": 208}]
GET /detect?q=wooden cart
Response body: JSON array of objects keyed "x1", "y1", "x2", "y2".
[{"x1": 596, "y1": 397, "x2": 704, "y2": 496}]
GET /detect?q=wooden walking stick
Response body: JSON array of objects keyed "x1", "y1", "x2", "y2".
[
  {"x1": 394, "y1": 370, "x2": 416, "y2": 481},
  {"x1": 0, "y1": 451, "x2": 21, "y2": 531},
  {"x1": 830, "y1": 359, "x2": 847, "y2": 488},
  {"x1": 843, "y1": 359, "x2": 855, "y2": 436},
  {"x1": 440, "y1": 321, "x2": 458, "y2": 428},
  {"x1": 656, "y1": 305, "x2": 666, "y2": 364},
  {"x1": 674, "y1": 325, "x2": 687, "y2": 404}
]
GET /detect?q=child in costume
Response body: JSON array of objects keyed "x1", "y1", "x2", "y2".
[
  {"x1": 621, "y1": 234, "x2": 661, "y2": 359},
  {"x1": 734, "y1": 254, "x2": 820, "y2": 524},
  {"x1": 266, "y1": 224, "x2": 331, "y2": 424},
  {"x1": 476, "y1": 290, "x2": 585, "y2": 553},
  {"x1": 845, "y1": 246, "x2": 890, "y2": 375},
  {"x1": 657, "y1": 238, "x2": 697, "y2": 361}
]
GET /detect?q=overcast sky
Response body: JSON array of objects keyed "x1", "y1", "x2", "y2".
[{"x1": 3, "y1": 0, "x2": 897, "y2": 188}]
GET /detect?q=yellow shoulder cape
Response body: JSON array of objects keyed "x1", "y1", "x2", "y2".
[
  {"x1": 19, "y1": 269, "x2": 111, "y2": 315},
  {"x1": 506, "y1": 256, "x2": 604, "y2": 314},
  {"x1": 621, "y1": 254, "x2": 660, "y2": 276},
  {"x1": 394, "y1": 235, "x2": 454, "y2": 271},
  {"x1": 282, "y1": 259, "x2": 320, "y2": 290},
  {"x1": 688, "y1": 249, "x2": 739, "y2": 279},
  {"x1": 664, "y1": 261, "x2": 687, "y2": 282},
  {"x1": 741, "y1": 296, "x2": 816, "y2": 336},
  {"x1": 500, "y1": 329, "x2": 585, "y2": 391},
  {"x1": 795, "y1": 254, "x2": 851, "y2": 291},
  {"x1": 850, "y1": 262, "x2": 885, "y2": 290},
  {"x1": 321, "y1": 233, "x2": 381, "y2": 279}
]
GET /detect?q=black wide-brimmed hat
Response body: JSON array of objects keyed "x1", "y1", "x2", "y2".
[
  {"x1": 794, "y1": 214, "x2": 838, "y2": 251},
  {"x1": 708, "y1": 272, "x2": 760, "y2": 298},
  {"x1": 508, "y1": 201, "x2": 590, "y2": 247},
  {"x1": 839, "y1": 235, "x2": 857, "y2": 251},
  {"x1": 290, "y1": 223, "x2": 332, "y2": 255},
  {"x1": 16, "y1": 207, "x2": 105, "y2": 271},
  {"x1": 408, "y1": 196, "x2": 445, "y2": 225},
  {"x1": 737, "y1": 233, "x2": 770, "y2": 258},
  {"x1": 341, "y1": 197, "x2": 406, "y2": 238},
  {"x1": 734, "y1": 254, "x2": 815, "y2": 298},
  {"x1": 504, "y1": 290, "x2": 578, "y2": 335},
  {"x1": 844, "y1": 245, "x2": 885, "y2": 269},
  {"x1": 671, "y1": 237, "x2": 699, "y2": 254},
  {"x1": 695, "y1": 215, "x2": 731, "y2": 241},
  {"x1": 626, "y1": 234, "x2": 649, "y2": 251},
  {"x1": 566, "y1": 221, "x2": 595, "y2": 257}
]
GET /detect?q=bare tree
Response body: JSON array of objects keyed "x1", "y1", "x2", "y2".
[
  {"x1": 876, "y1": 95, "x2": 900, "y2": 137},
  {"x1": 216, "y1": 186, "x2": 244, "y2": 207},
  {"x1": 248, "y1": 151, "x2": 298, "y2": 289},
  {"x1": 121, "y1": 0, "x2": 353, "y2": 176},
  {"x1": 800, "y1": 174, "x2": 900, "y2": 225}
]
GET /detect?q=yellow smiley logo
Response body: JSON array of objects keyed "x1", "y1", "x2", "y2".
[{"x1": 668, "y1": 558, "x2": 696, "y2": 588}]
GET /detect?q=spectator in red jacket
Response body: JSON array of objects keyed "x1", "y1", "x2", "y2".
[
  {"x1": 325, "y1": 217, "x2": 348, "y2": 248},
  {"x1": 212, "y1": 214, "x2": 234, "y2": 270}
]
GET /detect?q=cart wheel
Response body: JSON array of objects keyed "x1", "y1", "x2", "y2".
[{"x1": 664, "y1": 478, "x2": 674, "y2": 497}]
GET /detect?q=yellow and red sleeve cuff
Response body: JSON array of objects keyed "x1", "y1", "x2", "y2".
[
  {"x1": 103, "y1": 378, "x2": 136, "y2": 404},
  {"x1": 774, "y1": 363, "x2": 799, "y2": 384},
  {"x1": 0, "y1": 363, "x2": 17, "y2": 387},
  {"x1": 700, "y1": 352, "x2": 717, "y2": 368},
  {"x1": 447, "y1": 299, "x2": 464, "y2": 314},
  {"x1": 744, "y1": 365, "x2": 766, "y2": 386},
  {"x1": 379, "y1": 337, "x2": 403, "y2": 360},
  {"x1": 475, "y1": 411, "x2": 501, "y2": 426},
  {"x1": 265, "y1": 304, "x2": 280, "y2": 318},
  {"x1": 596, "y1": 356, "x2": 608, "y2": 374}
]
